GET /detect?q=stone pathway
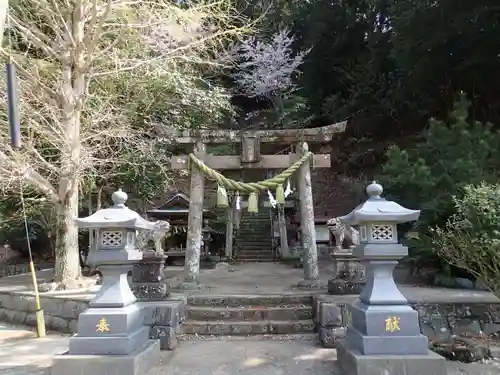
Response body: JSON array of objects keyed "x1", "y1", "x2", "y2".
[
  {"x1": 152, "y1": 337, "x2": 340, "y2": 375},
  {"x1": 1, "y1": 329, "x2": 500, "y2": 375},
  {"x1": 0, "y1": 324, "x2": 69, "y2": 375},
  {"x1": 0, "y1": 323, "x2": 36, "y2": 341}
]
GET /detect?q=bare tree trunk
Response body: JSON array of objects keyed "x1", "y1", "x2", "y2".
[
  {"x1": 52, "y1": 5, "x2": 85, "y2": 286},
  {"x1": 54, "y1": 187, "x2": 81, "y2": 283},
  {"x1": 88, "y1": 193, "x2": 93, "y2": 252},
  {"x1": 97, "y1": 187, "x2": 103, "y2": 210}
]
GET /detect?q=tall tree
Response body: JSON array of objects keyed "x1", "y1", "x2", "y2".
[
  {"x1": 390, "y1": 0, "x2": 500, "y2": 122},
  {"x1": 0, "y1": 0, "x2": 248, "y2": 289},
  {"x1": 230, "y1": 28, "x2": 309, "y2": 126}
]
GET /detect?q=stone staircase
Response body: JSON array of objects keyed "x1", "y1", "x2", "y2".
[
  {"x1": 235, "y1": 210, "x2": 274, "y2": 262},
  {"x1": 182, "y1": 295, "x2": 315, "y2": 336}
]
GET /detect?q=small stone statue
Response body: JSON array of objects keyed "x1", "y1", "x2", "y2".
[
  {"x1": 327, "y1": 217, "x2": 360, "y2": 250},
  {"x1": 136, "y1": 220, "x2": 171, "y2": 253}
]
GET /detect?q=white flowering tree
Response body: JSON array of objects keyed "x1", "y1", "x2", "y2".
[
  {"x1": 0, "y1": 0, "x2": 249, "y2": 289},
  {"x1": 231, "y1": 28, "x2": 310, "y2": 126}
]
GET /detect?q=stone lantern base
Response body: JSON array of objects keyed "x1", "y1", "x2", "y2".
[
  {"x1": 337, "y1": 339, "x2": 446, "y2": 375},
  {"x1": 328, "y1": 248, "x2": 366, "y2": 295},
  {"x1": 51, "y1": 340, "x2": 160, "y2": 375},
  {"x1": 347, "y1": 302, "x2": 429, "y2": 355}
]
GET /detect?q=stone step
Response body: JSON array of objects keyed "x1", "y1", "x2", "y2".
[
  {"x1": 238, "y1": 247, "x2": 273, "y2": 250},
  {"x1": 239, "y1": 220, "x2": 269, "y2": 222},
  {"x1": 237, "y1": 232, "x2": 271, "y2": 235},
  {"x1": 239, "y1": 222, "x2": 270, "y2": 226},
  {"x1": 240, "y1": 215, "x2": 270, "y2": 220},
  {"x1": 238, "y1": 254, "x2": 274, "y2": 258},
  {"x1": 179, "y1": 333, "x2": 317, "y2": 342},
  {"x1": 238, "y1": 250, "x2": 274, "y2": 254},
  {"x1": 187, "y1": 306, "x2": 313, "y2": 321},
  {"x1": 236, "y1": 231, "x2": 272, "y2": 235},
  {"x1": 237, "y1": 236, "x2": 271, "y2": 239},
  {"x1": 238, "y1": 224, "x2": 271, "y2": 228},
  {"x1": 238, "y1": 221, "x2": 270, "y2": 225},
  {"x1": 239, "y1": 221, "x2": 270, "y2": 224},
  {"x1": 236, "y1": 240, "x2": 273, "y2": 244},
  {"x1": 237, "y1": 241, "x2": 273, "y2": 245},
  {"x1": 182, "y1": 319, "x2": 315, "y2": 336},
  {"x1": 237, "y1": 258, "x2": 275, "y2": 263},
  {"x1": 236, "y1": 239, "x2": 272, "y2": 242},
  {"x1": 238, "y1": 225, "x2": 270, "y2": 228},
  {"x1": 187, "y1": 294, "x2": 314, "y2": 307},
  {"x1": 237, "y1": 233, "x2": 271, "y2": 235},
  {"x1": 237, "y1": 244, "x2": 273, "y2": 247},
  {"x1": 237, "y1": 250, "x2": 273, "y2": 253}
]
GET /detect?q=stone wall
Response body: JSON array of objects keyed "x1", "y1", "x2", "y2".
[
  {"x1": 0, "y1": 292, "x2": 186, "y2": 351},
  {"x1": 314, "y1": 295, "x2": 500, "y2": 351},
  {"x1": 0, "y1": 263, "x2": 54, "y2": 278},
  {"x1": 0, "y1": 292, "x2": 87, "y2": 333},
  {"x1": 143, "y1": 299, "x2": 187, "y2": 350}
]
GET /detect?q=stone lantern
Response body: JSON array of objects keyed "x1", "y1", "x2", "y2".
[
  {"x1": 200, "y1": 219, "x2": 216, "y2": 269},
  {"x1": 336, "y1": 182, "x2": 445, "y2": 375},
  {"x1": 52, "y1": 189, "x2": 160, "y2": 375}
]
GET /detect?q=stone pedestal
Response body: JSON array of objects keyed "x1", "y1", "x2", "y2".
[
  {"x1": 52, "y1": 263, "x2": 161, "y2": 375},
  {"x1": 346, "y1": 301, "x2": 428, "y2": 355},
  {"x1": 51, "y1": 341, "x2": 161, "y2": 375},
  {"x1": 328, "y1": 248, "x2": 365, "y2": 295},
  {"x1": 337, "y1": 339, "x2": 446, "y2": 375},
  {"x1": 131, "y1": 252, "x2": 168, "y2": 301},
  {"x1": 344, "y1": 245, "x2": 429, "y2": 356}
]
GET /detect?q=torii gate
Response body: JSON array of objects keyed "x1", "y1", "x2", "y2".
[{"x1": 170, "y1": 121, "x2": 347, "y2": 289}]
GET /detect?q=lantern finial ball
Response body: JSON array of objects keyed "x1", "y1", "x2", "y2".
[
  {"x1": 112, "y1": 189, "x2": 128, "y2": 207},
  {"x1": 366, "y1": 181, "x2": 383, "y2": 197}
]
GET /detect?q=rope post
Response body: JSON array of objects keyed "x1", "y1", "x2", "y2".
[{"x1": 296, "y1": 142, "x2": 320, "y2": 288}]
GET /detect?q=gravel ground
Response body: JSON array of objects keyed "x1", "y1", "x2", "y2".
[
  {"x1": 154, "y1": 337, "x2": 500, "y2": 375},
  {"x1": 151, "y1": 336, "x2": 339, "y2": 375},
  {"x1": 0, "y1": 323, "x2": 69, "y2": 375}
]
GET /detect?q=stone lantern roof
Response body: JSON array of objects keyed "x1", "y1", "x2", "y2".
[
  {"x1": 339, "y1": 181, "x2": 420, "y2": 225},
  {"x1": 75, "y1": 189, "x2": 155, "y2": 230}
]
